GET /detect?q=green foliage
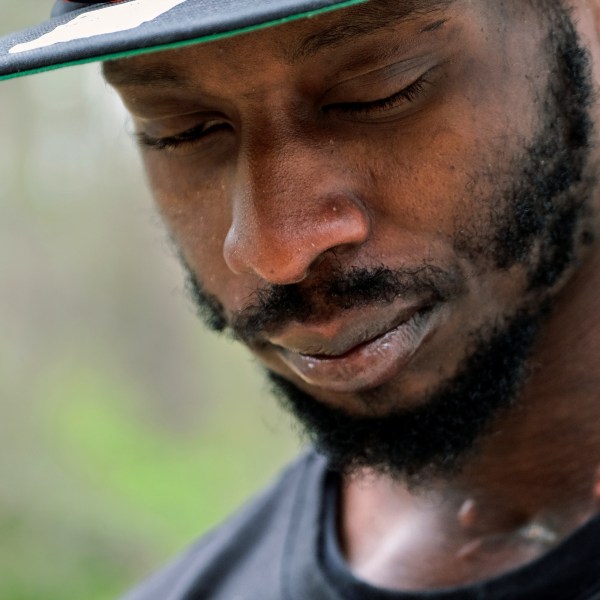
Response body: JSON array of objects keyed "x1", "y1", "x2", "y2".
[
  {"x1": 45, "y1": 363, "x2": 296, "y2": 550},
  {"x1": 2, "y1": 352, "x2": 296, "y2": 600}
]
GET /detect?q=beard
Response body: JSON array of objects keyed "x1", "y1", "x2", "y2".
[
  {"x1": 182, "y1": 3, "x2": 596, "y2": 482},
  {"x1": 267, "y1": 303, "x2": 548, "y2": 483}
]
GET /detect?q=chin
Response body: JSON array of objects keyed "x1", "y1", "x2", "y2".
[{"x1": 266, "y1": 303, "x2": 547, "y2": 480}]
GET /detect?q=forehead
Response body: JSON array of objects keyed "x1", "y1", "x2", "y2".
[{"x1": 103, "y1": 0, "x2": 457, "y2": 86}]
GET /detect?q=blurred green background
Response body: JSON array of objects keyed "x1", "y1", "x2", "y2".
[{"x1": 0, "y1": 4, "x2": 298, "y2": 598}]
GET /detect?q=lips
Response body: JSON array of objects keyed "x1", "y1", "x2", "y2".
[{"x1": 266, "y1": 299, "x2": 442, "y2": 393}]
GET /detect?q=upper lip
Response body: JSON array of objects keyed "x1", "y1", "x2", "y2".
[{"x1": 266, "y1": 297, "x2": 433, "y2": 358}]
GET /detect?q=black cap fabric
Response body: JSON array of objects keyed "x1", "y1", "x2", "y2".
[{"x1": 0, "y1": 0, "x2": 367, "y2": 81}]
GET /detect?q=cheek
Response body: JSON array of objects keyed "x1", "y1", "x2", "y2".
[
  {"x1": 358, "y1": 122, "x2": 491, "y2": 246},
  {"x1": 143, "y1": 151, "x2": 232, "y2": 285},
  {"x1": 359, "y1": 76, "x2": 536, "y2": 253}
]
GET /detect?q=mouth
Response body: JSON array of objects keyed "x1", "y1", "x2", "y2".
[{"x1": 266, "y1": 300, "x2": 443, "y2": 393}]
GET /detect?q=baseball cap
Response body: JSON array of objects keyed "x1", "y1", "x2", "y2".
[{"x1": 0, "y1": 0, "x2": 367, "y2": 81}]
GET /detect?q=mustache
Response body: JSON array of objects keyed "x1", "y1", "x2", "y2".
[
  {"x1": 232, "y1": 265, "x2": 462, "y2": 342},
  {"x1": 185, "y1": 264, "x2": 464, "y2": 343}
]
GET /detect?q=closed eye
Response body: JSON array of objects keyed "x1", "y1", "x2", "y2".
[
  {"x1": 136, "y1": 119, "x2": 231, "y2": 151},
  {"x1": 324, "y1": 71, "x2": 434, "y2": 116}
]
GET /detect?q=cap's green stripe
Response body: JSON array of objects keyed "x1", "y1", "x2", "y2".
[{"x1": 0, "y1": 0, "x2": 368, "y2": 82}]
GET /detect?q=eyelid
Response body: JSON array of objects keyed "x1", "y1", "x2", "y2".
[
  {"x1": 330, "y1": 54, "x2": 436, "y2": 91},
  {"x1": 135, "y1": 119, "x2": 231, "y2": 151},
  {"x1": 323, "y1": 67, "x2": 437, "y2": 115}
]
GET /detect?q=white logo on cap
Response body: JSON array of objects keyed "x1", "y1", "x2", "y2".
[{"x1": 10, "y1": 0, "x2": 188, "y2": 54}]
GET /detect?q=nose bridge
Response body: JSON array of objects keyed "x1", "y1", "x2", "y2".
[{"x1": 223, "y1": 125, "x2": 370, "y2": 284}]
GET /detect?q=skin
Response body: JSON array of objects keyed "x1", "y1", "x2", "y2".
[{"x1": 106, "y1": 0, "x2": 600, "y2": 591}]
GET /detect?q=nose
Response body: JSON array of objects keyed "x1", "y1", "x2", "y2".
[{"x1": 223, "y1": 138, "x2": 370, "y2": 285}]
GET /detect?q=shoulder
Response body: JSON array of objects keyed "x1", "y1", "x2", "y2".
[{"x1": 122, "y1": 450, "x2": 327, "y2": 600}]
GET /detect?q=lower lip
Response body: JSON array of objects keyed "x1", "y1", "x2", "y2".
[{"x1": 276, "y1": 307, "x2": 441, "y2": 393}]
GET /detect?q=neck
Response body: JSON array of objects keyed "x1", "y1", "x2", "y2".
[{"x1": 340, "y1": 244, "x2": 600, "y2": 590}]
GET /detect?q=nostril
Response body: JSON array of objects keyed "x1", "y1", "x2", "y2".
[
  {"x1": 223, "y1": 226, "x2": 311, "y2": 283},
  {"x1": 223, "y1": 200, "x2": 370, "y2": 285},
  {"x1": 223, "y1": 193, "x2": 370, "y2": 284}
]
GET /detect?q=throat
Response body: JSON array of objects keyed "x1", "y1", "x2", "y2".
[{"x1": 335, "y1": 471, "x2": 598, "y2": 591}]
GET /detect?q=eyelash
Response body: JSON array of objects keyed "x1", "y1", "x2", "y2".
[
  {"x1": 324, "y1": 73, "x2": 431, "y2": 115},
  {"x1": 136, "y1": 74, "x2": 432, "y2": 152},
  {"x1": 136, "y1": 121, "x2": 230, "y2": 152}
]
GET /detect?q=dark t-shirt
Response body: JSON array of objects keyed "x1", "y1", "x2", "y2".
[{"x1": 123, "y1": 451, "x2": 600, "y2": 599}]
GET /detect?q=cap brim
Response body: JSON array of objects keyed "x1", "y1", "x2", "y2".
[{"x1": 0, "y1": 0, "x2": 367, "y2": 81}]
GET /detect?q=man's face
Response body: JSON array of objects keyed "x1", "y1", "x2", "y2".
[{"x1": 106, "y1": 0, "x2": 599, "y2": 478}]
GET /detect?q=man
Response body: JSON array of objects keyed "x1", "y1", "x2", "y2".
[{"x1": 2, "y1": 0, "x2": 600, "y2": 597}]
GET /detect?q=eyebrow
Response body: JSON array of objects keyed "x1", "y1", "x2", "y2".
[
  {"x1": 103, "y1": 63, "x2": 183, "y2": 88},
  {"x1": 287, "y1": 0, "x2": 453, "y2": 62},
  {"x1": 103, "y1": 0, "x2": 453, "y2": 88}
]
